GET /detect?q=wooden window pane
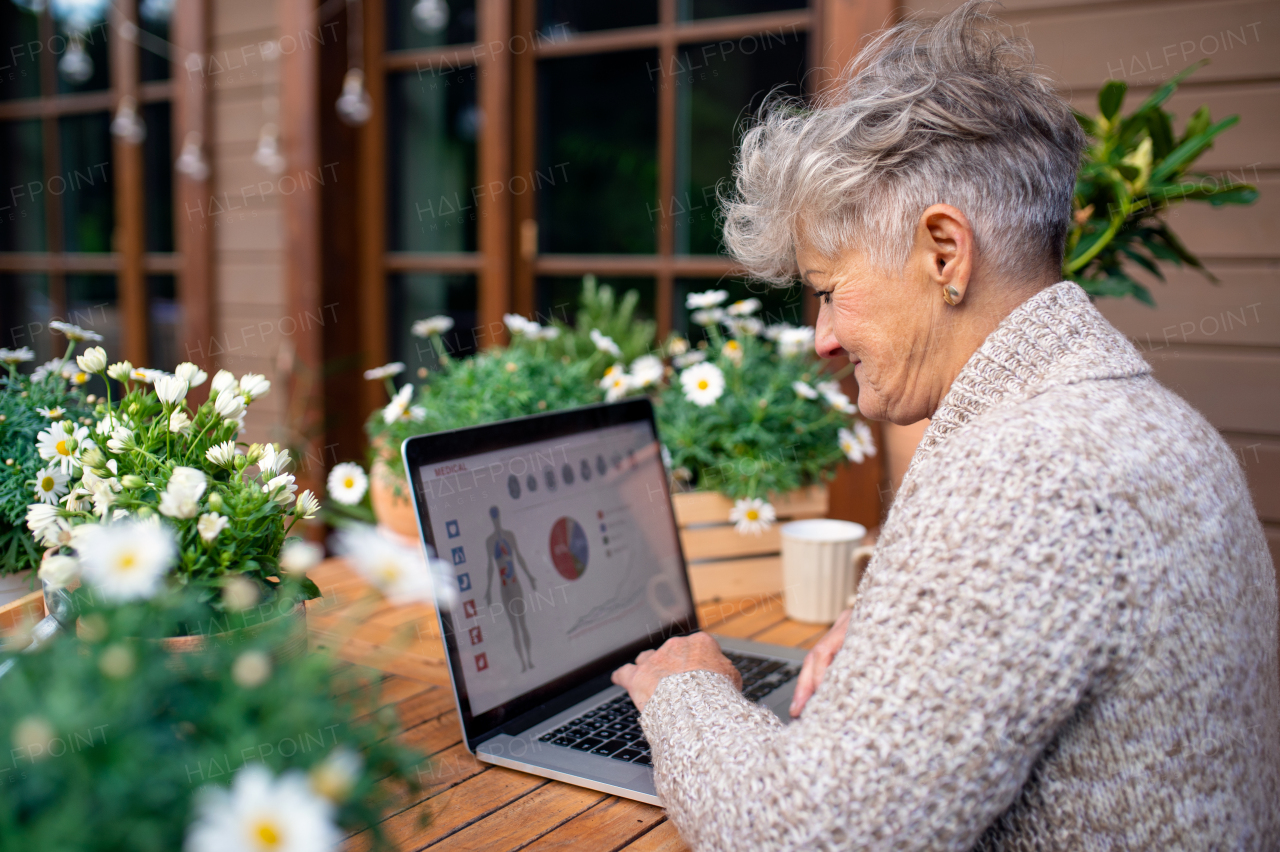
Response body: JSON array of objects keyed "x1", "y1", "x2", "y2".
[
  {"x1": 539, "y1": 1, "x2": 657, "y2": 34},
  {"x1": 386, "y1": 69, "x2": 479, "y2": 252},
  {"x1": 57, "y1": 111, "x2": 113, "y2": 253},
  {"x1": 142, "y1": 100, "x2": 173, "y2": 252},
  {"x1": 65, "y1": 273, "x2": 120, "y2": 353},
  {"x1": 55, "y1": 23, "x2": 112, "y2": 95},
  {"x1": 148, "y1": 274, "x2": 179, "y2": 370},
  {"x1": 674, "y1": 276, "x2": 802, "y2": 342},
  {"x1": 0, "y1": 119, "x2": 47, "y2": 251},
  {"x1": 386, "y1": 0, "x2": 478, "y2": 50},
  {"x1": 537, "y1": 49, "x2": 658, "y2": 254},
  {"x1": 674, "y1": 32, "x2": 806, "y2": 255},
  {"x1": 388, "y1": 272, "x2": 479, "y2": 373},
  {"x1": 0, "y1": 273, "x2": 52, "y2": 358},
  {"x1": 138, "y1": 13, "x2": 171, "y2": 82},
  {"x1": 537, "y1": 275, "x2": 656, "y2": 325},
  {"x1": 0, "y1": 6, "x2": 41, "y2": 101},
  {"x1": 680, "y1": 0, "x2": 805, "y2": 21}
]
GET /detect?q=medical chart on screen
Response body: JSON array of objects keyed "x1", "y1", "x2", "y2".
[{"x1": 417, "y1": 422, "x2": 691, "y2": 716}]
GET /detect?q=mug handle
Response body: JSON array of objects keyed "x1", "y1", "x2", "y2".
[{"x1": 845, "y1": 545, "x2": 875, "y2": 609}]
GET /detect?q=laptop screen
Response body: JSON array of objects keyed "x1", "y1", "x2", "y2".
[{"x1": 406, "y1": 401, "x2": 696, "y2": 733}]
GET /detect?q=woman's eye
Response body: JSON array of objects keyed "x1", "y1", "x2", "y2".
[{"x1": 813, "y1": 290, "x2": 833, "y2": 305}]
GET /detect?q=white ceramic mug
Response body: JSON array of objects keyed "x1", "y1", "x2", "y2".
[{"x1": 779, "y1": 519, "x2": 874, "y2": 623}]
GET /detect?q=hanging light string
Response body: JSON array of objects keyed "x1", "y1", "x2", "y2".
[{"x1": 335, "y1": 0, "x2": 372, "y2": 126}]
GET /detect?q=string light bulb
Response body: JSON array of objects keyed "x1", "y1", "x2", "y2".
[
  {"x1": 174, "y1": 131, "x2": 210, "y2": 181},
  {"x1": 110, "y1": 96, "x2": 146, "y2": 145},
  {"x1": 336, "y1": 68, "x2": 372, "y2": 127},
  {"x1": 411, "y1": 0, "x2": 449, "y2": 33}
]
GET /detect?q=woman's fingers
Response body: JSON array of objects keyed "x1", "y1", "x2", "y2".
[
  {"x1": 612, "y1": 663, "x2": 636, "y2": 687},
  {"x1": 635, "y1": 649, "x2": 656, "y2": 665},
  {"x1": 789, "y1": 608, "x2": 852, "y2": 718}
]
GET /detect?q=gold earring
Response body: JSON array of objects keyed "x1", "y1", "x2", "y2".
[{"x1": 942, "y1": 284, "x2": 962, "y2": 306}]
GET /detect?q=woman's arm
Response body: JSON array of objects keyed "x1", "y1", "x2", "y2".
[{"x1": 638, "y1": 429, "x2": 1139, "y2": 851}]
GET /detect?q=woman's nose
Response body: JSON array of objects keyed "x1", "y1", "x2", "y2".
[{"x1": 814, "y1": 305, "x2": 847, "y2": 360}]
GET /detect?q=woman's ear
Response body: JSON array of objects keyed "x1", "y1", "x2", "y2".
[{"x1": 917, "y1": 204, "x2": 974, "y2": 301}]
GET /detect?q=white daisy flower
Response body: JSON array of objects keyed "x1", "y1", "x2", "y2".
[
  {"x1": 76, "y1": 520, "x2": 176, "y2": 602},
  {"x1": 38, "y1": 553, "x2": 81, "y2": 589},
  {"x1": 33, "y1": 467, "x2": 69, "y2": 505},
  {"x1": 793, "y1": 381, "x2": 819, "y2": 400},
  {"x1": 159, "y1": 466, "x2": 207, "y2": 519},
  {"x1": 129, "y1": 367, "x2": 167, "y2": 384},
  {"x1": 685, "y1": 289, "x2": 728, "y2": 309},
  {"x1": 0, "y1": 346, "x2": 35, "y2": 364},
  {"x1": 778, "y1": 326, "x2": 815, "y2": 357},
  {"x1": 37, "y1": 420, "x2": 89, "y2": 473},
  {"x1": 76, "y1": 346, "x2": 107, "y2": 373},
  {"x1": 729, "y1": 498, "x2": 776, "y2": 536},
  {"x1": 411, "y1": 315, "x2": 454, "y2": 337},
  {"x1": 327, "y1": 462, "x2": 368, "y2": 506},
  {"x1": 169, "y1": 409, "x2": 192, "y2": 434},
  {"x1": 279, "y1": 540, "x2": 323, "y2": 576},
  {"x1": 726, "y1": 298, "x2": 761, "y2": 316},
  {"x1": 680, "y1": 361, "x2": 725, "y2": 408},
  {"x1": 184, "y1": 764, "x2": 339, "y2": 852},
  {"x1": 333, "y1": 524, "x2": 442, "y2": 607},
  {"x1": 210, "y1": 369, "x2": 239, "y2": 396},
  {"x1": 106, "y1": 361, "x2": 134, "y2": 381},
  {"x1": 838, "y1": 426, "x2": 872, "y2": 463},
  {"x1": 175, "y1": 362, "x2": 208, "y2": 387},
  {"x1": 529, "y1": 325, "x2": 560, "y2": 341},
  {"x1": 213, "y1": 389, "x2": 246, "y2": 421},
  {"x1": 721, "y1": 339, "x2": 744, "y2": 367},
  {"x1": 762, "y1": 323, "x2": 790, "y2": 341},
  {"x1": 206, "y1": 440, "x2": 240, "y2": 468},
  {"x1": 667, "y1": 336, "x2": 689, "y2": 356},
  {"x1": 36, "y1": 406, "x2": 66, "y2": 419},
  {"x1": 690, "y1": 308, "x2": 725, "y2": 326},
  {"x1": 197, "y1": 513, "x2": 229, "y2": 543},
  {"x1": 294, "y1": 489, "x2": 320, "y2": 519},
  {"x1": 106, "y1": 426, "x2": 136, "y2": 455},
  {"x1": 62, "y1": 366, "x2": 91, "y2": 385},
  {"x1": 408, "y1": 404, "x2": 426, "y2": 422},
  {"x1": 854, "y1": 421, "x2": 877, "y2": 458},
  {"x1": 503, "y1": 313, "x2": 535, "y2": 335},
  {"x1": 629, "y1": 354, "x2": 665, "y2": 388},
  {"x1": 723, "y1": 316, "x2": 763, "y2": 337},
  {"x1": 818, "y1": 380, "x2": 857, "y2": 413},
  {"x1": 238, "y1": 373, "x2": 270, "y2": 400},
  {"x1": 26, "y1": 503, "x2": 69, "y2": 547},
  {"x1": 258, "y1": 443, "x2": 291, "y2": 477},
  {"x1": 310, "y1": 747, "x2": 363, "y2": 804},
  {"x1": 672, "y1": 349, "x2": 706, "y2": 368},
  {"x1": 589, "y1": 328, "x2": 622, "y2": 358},
  {"x1": 381, "y1": 383, "x2": 413, "y2": 425},
  {"x1": 31, "y1": 359, "x2": 62, "y2": 382},
  {"x1": 50, "y1": 320, "x2": 103, "y2": 342},
  {"x1": 232, "y1": 649, "x2": 272, "y2": 688},
  {"x1": 600, "y1": 368, "x2": 634, "y2": 402},
  {"x1": 364, "y1": 362, "x2": 405, "y2": 381},
  {"x1": 154, "y1": 374, "x2": 189, "y2": 405},
  {"x1": 264, "y1": 473, "x2": 298, "y2": 505}
]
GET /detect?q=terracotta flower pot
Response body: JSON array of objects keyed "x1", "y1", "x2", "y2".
[{"x1": 369, "y1": 458, "x2": 420, "y2": 543}]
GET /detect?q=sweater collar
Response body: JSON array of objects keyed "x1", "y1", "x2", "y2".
[{"x1": 909, "y1": 280, "x2": 1151, "y2": 466}]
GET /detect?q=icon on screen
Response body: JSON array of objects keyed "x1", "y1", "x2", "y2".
[
  {"x1": 475, "y1": 653, "x2": 488, "y2": 671},
  {"x1": 452, "y1": 546, "x2": 466, "y2": 565},
  {"x1": 469, "y1": 626, "x2": 483, "y2": 645},
  {"x1": 457, "y1": 572, "x2": 471, "y2": 592},
  {"x1": 462, "y1": 599, "x2": 477, "y2": 618},
  {"x1": 446, "y1": 520, "x2": 460, "y2": 538}
]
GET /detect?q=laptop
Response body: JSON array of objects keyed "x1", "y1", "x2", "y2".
[{"x1": 402, "y1": 398, "x2": 804, "y2": 806}]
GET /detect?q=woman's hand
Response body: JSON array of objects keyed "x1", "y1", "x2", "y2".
[
  {"x1": 612, "y1": 633, "x2": 742, "y2": 712},
  {"x1": 789, "y1": 607, "x2": 852, "y2": 718}
]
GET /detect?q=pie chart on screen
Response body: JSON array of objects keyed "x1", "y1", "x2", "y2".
[{"x1": 549, "y1": 517, "x2": 589, "y2": 580}]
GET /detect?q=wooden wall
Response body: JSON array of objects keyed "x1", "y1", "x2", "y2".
[
  {"x1": 891, "y1": 0, "x2": 1280, "y2": 574},
  {"x1": 204, "y1": 0, "x2": 290, "y2": 442}
]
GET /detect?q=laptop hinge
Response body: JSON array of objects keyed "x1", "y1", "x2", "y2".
[{"x1": 472, "y1": 671, "x2": 617, "y2": 748}]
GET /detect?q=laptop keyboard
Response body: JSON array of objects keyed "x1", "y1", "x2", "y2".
[{"x1": 536, "y1": 651, "x2": 799, "y2": 765}]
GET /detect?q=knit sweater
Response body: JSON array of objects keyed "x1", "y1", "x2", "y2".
[{"x1": 640, "y1": 281, "x2": 1280, "y2": 851}]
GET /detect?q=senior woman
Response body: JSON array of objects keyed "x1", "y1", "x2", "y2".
[{"x1": 612, "y1": 3, "x2": 1279, "y2": 849}]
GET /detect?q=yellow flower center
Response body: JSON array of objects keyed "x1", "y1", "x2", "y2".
[
  {"x1": 55, "y1": 440, "x2": 70, "y2": 456},
  {"x1": 376, "y1": 562, "x2": 401, "y2": 584},
  {"x1": 727, "y1": 341, "x2": 739, "y2": 350},
  {"x1": 253, "y1": 820, "x2": 282, "y2": 847},
  {"x1": 746, "y1": 509, "x2": 759, "y2": 522},
  {"x1": 697, "y1": 379, "x2": 709, "y2": 391},
  {"x1": 41, "y1": 476, "x2": 54, "y2": 491},
  {"x1": 343, "y1": 476, "x2": 355, "y2": 489},
  {"x1": 116, "y1": 552, "x2": 138, "y2": 573}
]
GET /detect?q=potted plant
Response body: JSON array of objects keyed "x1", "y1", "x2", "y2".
[
  {"x1": 360, "y1": 276, "x2": 650, "y2": 538},
  {"x1": 0, "y1": 324, "x2": 98, "y2": 606},
  {"x1": 0, "y1": 577, "x2": 427, "y2": 850},
  {"x1": 1068, "y1": 62, "x2": 1258, "y2": 303},
  {"x1": 24, "y1": 349, "x2": 321, "y2": 646}
]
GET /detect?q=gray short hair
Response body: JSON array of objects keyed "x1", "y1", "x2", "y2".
[{"x1": 722, "y1": 0, "x2": 1086, "y2": 284}]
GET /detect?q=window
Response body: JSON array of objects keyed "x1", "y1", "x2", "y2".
[
  {"x1": 0, "y1": 0, "x2": 180, "y2": 370},
  {"x1": 361, "y1": 0, "x2": 818, "y2": 391}
]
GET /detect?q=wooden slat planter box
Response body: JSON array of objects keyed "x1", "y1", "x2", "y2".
[
  {"x1": 672, "y1": 486, "x2": 828, "y2": 604},
  {"x1": 0, "y1": 590, "x2": 44, "y2": 641}
]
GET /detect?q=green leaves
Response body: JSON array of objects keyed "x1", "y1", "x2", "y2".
[{"x1": 1067, "y1": 62, "x2": 1256, "y2": 303}]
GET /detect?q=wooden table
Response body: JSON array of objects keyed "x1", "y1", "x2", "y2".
[{"x1": 307, "y1": 559, "x2": 831, "y2": 852}]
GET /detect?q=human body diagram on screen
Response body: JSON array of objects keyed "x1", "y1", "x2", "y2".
[{"x1": 484, "y1": 505, "x2": 538, "y2": 672}]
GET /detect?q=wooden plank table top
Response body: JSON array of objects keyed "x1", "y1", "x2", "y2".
[{"x1": 306, "y1": 558, "x2": 831, "y2": 852}]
